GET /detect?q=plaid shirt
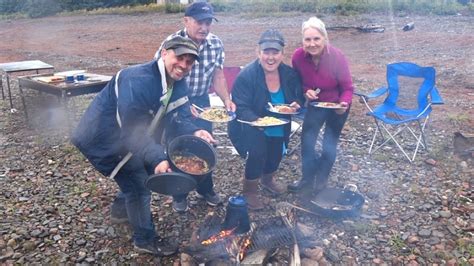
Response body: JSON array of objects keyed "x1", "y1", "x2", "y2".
[{"x1": 154, "y1": 29, "x2": 225, "y2": 98}]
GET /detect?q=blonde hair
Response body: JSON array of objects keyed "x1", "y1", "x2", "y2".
[{"x1": 302, "y1": 17, "x2": 329, "y2": 43}]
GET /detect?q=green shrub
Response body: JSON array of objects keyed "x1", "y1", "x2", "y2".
[
  {"x1": 23, "y1": 0, "x2": 62, "y2": 18},
  {"x1": 164, "y1": 3, "x2": 183, "y2": 14}
]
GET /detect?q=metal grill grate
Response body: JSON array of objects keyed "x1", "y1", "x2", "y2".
[{"x1": 247, "y1": 217, "x2": 295, "y2": 252}]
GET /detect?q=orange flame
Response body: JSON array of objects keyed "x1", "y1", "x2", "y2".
[
  {"x1": 238, "y1": 237, "x2": 252, "y2": 261},
  {"x1": 201, "y1": 228, "x2": 236, "y2": 245}
]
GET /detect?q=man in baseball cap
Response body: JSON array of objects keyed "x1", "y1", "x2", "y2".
[
  {"x1": 153, "y1": 1, "x2": 236, "y2": 214},
  {"x1": 162, "y1": 35, "x2": 200, "y2": 61},
  {"x1": 184, "y1": 1, "x2": 217, "y2": 21}
]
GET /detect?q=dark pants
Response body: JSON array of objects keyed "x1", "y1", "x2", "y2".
[
  {"x1": 301, "y1": 106, "x2": 349, "y2": 185},
  {"x1": 174, "y1": 93, "x2": 214, "y2": 201},
  {"x1": 113, "y1": 159, "x2": 156, "y2": 245},
  {"x1": 245, "y1": 126, "x2": 285, "y2": 180}
]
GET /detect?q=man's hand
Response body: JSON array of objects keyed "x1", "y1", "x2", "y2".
[
  {"x1": 223, "y1": 98, "x2": 236, "y2": 112},
  {"x1": 335, "y1": 102, "x2": 349, "y2": 115},
  {"x1": 190, "y1": 105, "x2": 200, "y2": 117},
  {"x1": 154, "y1": 160, "x2": 172, "y2": 174},
  {"x1": 194, "y1": 129, "x2": 216, "y2": 144}
]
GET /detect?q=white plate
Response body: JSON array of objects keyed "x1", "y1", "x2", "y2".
[
  {"x1": 310, "y1": 102, "x2": 344, "y2": 109},
  {"x1": 198, "y1": 107, "x2": 236, "y2": 123},
  {"x1": 266, "y1": 104, "x2": 300, "y2": 115}
]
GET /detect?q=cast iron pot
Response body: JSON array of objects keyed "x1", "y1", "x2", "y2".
[
  {"x1": 145, "y1": 172, "x2": 197, "y2": 196},
  {"x1": 306, "y1": 185, "x2": 365, "y2": 219},
  {"x1": 167, "y1": 135, "x2": 217, "y2": 182}
]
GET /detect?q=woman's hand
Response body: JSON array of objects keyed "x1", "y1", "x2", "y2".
[
  {"x1": 154, "y1": 160, "x2": 171, "y2": 174},
  {"x1": 335, "y1": 102, "x2": 349, "y2": 115},
  {"x1": 289, "y1": 101, "x2": 301, "y2": 110},
  {"x1": 193, "y1": 129, "x2": 216, "y2": 144},
  {"x1": 224, "y1": 99, "x2": 237, "y2": 112},
  {"x1": 305, "y1": 89, "x2": 319, "y2": 101}
]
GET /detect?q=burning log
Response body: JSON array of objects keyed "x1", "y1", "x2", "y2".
[{"x1": 201, "y1": 228, "x2": 236, "y2": 245}]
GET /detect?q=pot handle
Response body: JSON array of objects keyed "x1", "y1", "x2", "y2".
[{"x1": 344, "y1": 183, "x2": 358, "y2": 192}]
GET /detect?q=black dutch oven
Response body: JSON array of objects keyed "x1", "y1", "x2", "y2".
[
  {"x1": 146, "y1": 172, "x2": 197, "y2": 196},
  {"x1": 304, "y1": 184, "x2": 365, "y2": 219},
  {"x1": 145, "y1": 135, "x2": 217, "y2": 196},
  {"x1": 167, "y1": 135, "x2": 217, "y2": 181}
]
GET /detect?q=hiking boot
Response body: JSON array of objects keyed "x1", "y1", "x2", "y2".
[
  {"x1": 197, "y1": 191, "x2": 223, "y2": 206},
  {"x1": 242, "y1": 179, "x2": 264, "y2": 210},
  {"x1": 172, "y1": 198, "x2": 189, "y2": 213},
  {"x1": 110, "y1": 202, "x2": 128, "y2": 224},
  {"x1": 134, "y1": 237, "x2": 178, "y2": 256},
  {"x1": 260, "y1": 173, "x2": 286, "y2": 195}
]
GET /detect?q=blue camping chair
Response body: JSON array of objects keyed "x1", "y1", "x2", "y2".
[{"x1": 355, "y1": 62, "x2": 444, "y2": 162}]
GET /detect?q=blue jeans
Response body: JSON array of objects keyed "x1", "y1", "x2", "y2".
[
  {"x1": 301, "y1": 106, "x2": 349, "y2": 184},
  {"x1": 113, "y1": 161, "x2": 155, "y2": 245}
]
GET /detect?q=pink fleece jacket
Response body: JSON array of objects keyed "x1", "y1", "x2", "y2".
[{"x1": 291, "y1": 45, "x2": 354, "y2": 104}]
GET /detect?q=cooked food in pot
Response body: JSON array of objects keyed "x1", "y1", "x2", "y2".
[
  {"x1": 200, "y1": 108, "x2": 231, "y2": 122},
  {"x1": 173, "y1": 154, "x2": 209, "y2": 175}
]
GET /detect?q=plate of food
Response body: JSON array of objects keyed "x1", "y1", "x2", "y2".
[
  {"x1": 238, "y1": 116, "x2": 289, "y2": 127},
  {"x1": 266, "y1": 103, "x2": 300, "y2": 115},
  {"x1": 310, "y1": 101, "x2": 344, "y2": 109},
  {"x1": 198, "y1": 107, "x2": 236, "y2": 123}
]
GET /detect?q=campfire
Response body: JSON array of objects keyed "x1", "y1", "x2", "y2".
[{"x1": 182, "y1": 202, "x2": 303, "y2": 265}]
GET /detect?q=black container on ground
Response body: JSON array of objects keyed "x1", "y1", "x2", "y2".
[{"x1": 221, "y1": 195, "x2": 250, "y2": 234}]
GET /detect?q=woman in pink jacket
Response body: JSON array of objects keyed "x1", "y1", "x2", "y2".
[{"x1": 288, "y1": 16, "x2": 354, "y2": 196}]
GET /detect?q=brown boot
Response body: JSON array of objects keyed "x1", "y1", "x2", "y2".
[
  {"x1": 260, "y1": 172, "x2": 286, "y2": 195},
  {"x1": 242, "y1": 179, "x2": 264, "y2": 210}
]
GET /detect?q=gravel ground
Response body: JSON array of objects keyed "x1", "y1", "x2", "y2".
[{"x1": 0, "y1": 12, "x2": 473, "y2": 265}]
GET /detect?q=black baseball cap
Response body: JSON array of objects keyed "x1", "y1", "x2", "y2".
[
  {"x1": 184, "y1": 1, "x2": 217, "y2": 21},
  {"x1": 163, "y1": 36, "x2": 200, "y2": 60},
  {"x1": 258, "y1": 29, "x2": 285, "y2": 51}
]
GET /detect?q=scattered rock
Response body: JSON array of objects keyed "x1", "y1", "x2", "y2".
[
  {"x1": 439, "y1": 211, "x2": 452, "y2": 218},
  {"x1": 22, "y1": 241, "x2": 36, "y2": 252},
  {"x1": 418, "y1": 229, "x2": 431, "y2": 237},
  {"x1": 303, "y1": 247, "x2": 324, "y2": 261}
]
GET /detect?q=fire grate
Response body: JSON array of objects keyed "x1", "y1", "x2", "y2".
[{"x1": 246, "y1": 217, "x2": 295, "y2": 252}]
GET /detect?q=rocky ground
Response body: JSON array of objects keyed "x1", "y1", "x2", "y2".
[{"x1": 0, "y1": 12, "x2": 473, "y2": 265}]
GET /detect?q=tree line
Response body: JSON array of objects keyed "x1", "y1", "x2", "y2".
[{"x1": 0, "y1": 0, "x2": 154, "y2": 17}]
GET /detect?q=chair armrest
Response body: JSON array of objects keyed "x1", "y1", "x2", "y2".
[
  {"x1": 355, "y1": 87, "x2": 388, "y2": 100},
  {"x1": 430, "y1": 87, "x2": 444, "y2": 105}
]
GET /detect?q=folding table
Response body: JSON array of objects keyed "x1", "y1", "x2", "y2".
[
  {"x1": 0, "y1": 60, "x2": 54, "y2": 110},
  {"x1": 18, "y1": 73, "x2": 111, "y2": 123}
]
